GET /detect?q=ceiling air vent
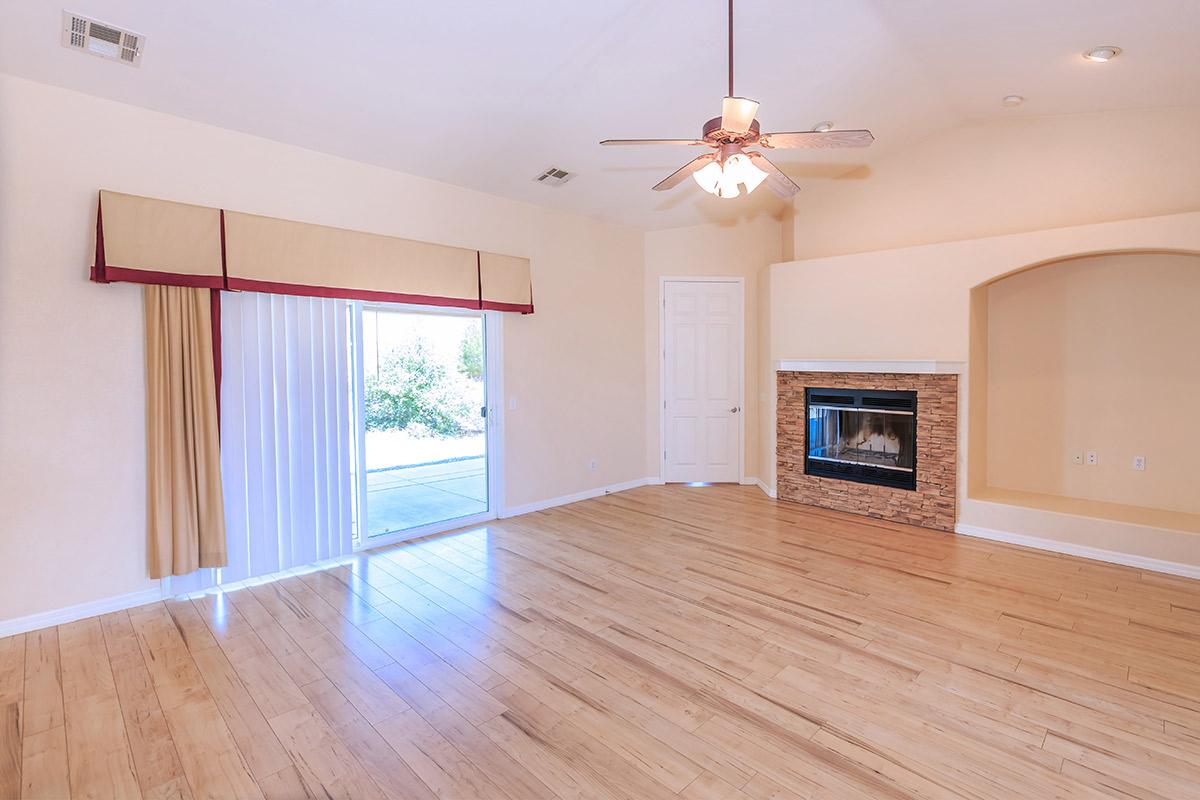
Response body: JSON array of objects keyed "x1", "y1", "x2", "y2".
[
  {"x1": 533, "y1": 166, "x2": 574, "y2": 187},
  {"x1": 61, "y1": 11, "x2": 144, "y2": 66}
]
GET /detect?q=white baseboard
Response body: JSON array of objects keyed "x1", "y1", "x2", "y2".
[
  {"x1": 741, "y1": 476, "x2": 777, "y2": 497},
  {"x1": 954, "y1": 523, "x2": 1200, "y2": 580},
  {"x1": 501, "y1": 477, "x2": 658, "y2": 518},
  {"x1": 0, "y1": 584, "x2": 166, "y2": 639}
]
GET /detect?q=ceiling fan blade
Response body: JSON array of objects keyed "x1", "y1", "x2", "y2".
[
  {"x1": 758, "y1": 129, "x2": 874, "y2": 149},
  {"x1": 653, "y1": 154, "x2": 717, "y2": 191},
  {"x1": 746, "y1": 152, "x2": 800, "y2": 198},
  {"x1": 600, "y1": 138, "x2": 710, "y2": 146},
  {"x1": 720, "y1": 97, "x2": 759, "y2": 135}
]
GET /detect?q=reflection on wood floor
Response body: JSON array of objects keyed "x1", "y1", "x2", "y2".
[{"x1": 2, "y1": 484, "x2": 1199, "y2": 799}]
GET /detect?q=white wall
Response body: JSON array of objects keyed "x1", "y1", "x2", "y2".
[
  {"x1": 0, "y1": 74, "x2": 646, "y2": 621},
  {"x1": 643, "y1": 216, "x2": 782, "y2": 482},
  {"x1": 789, "y1": 106, "x2": 1200, "y2": 260}
]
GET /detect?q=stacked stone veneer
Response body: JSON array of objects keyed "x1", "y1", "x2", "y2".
[{"x1": 777, "y1": 371, "x2": 958, "y2": 532}]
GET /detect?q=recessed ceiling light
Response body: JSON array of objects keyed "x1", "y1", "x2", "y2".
[
  {"x1": 1083, "y1": 45, "x2": 1121, "y2": 62},
  {"x1": 1001, "y1": 95, "x2": 1024, "y2": 107},
  {"x1": 811, "y1": 121, "x2": 834, "y2": 132}
]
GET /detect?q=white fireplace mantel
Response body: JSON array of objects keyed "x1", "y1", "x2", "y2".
[{"x1": 776, "y1": 359, "x2": 966, "y2": 375}]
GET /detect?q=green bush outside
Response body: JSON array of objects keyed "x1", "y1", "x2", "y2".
[
  {"x1": 458, "y1": 321, "x2": 483, "y2": 380},
  {"x1": 364, "y1": 336, "x2": 483, "y2": 436}
]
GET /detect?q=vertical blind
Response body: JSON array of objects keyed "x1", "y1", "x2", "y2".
[{"x1": 167, "y1": 291, "x2": 355, "y2": 594}]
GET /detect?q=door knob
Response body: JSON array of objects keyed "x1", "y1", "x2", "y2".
[{"x1": 730, "y1": 406, "x2": 740, "y2": 413}]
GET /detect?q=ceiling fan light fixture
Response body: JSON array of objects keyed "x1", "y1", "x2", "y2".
[
  {"x1": 723, "y1": 153, "x2": 767, "y2": 193},
  {"x1": 692, "y1": 160, "x2": 724, "y2": 193},
  {"x1": 715, "y1": 173, "x2": 741, "y2": 198},
  {"x1": 1083, "y1": 45, "x2": 1121, "y2": 62},
  {"x1": 599, "y1": 0, "x2": 873, "y2": 200}
]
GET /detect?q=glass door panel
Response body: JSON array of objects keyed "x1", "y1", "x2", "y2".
[{"x1": 358, "y1": 305, "x2": 488, "y2": 538}]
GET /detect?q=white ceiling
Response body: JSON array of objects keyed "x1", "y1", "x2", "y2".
[{"x1": 2, "y1": 0, "x2": 1197, "y2": 229}]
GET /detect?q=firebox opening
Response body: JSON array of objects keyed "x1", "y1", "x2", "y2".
[{"x1": 805, "y1": 388, "x2": 917, "y2": 490}]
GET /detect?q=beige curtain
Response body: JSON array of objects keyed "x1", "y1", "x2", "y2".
[{"x1": 144, "y1": 285, "x2": 227, "y2": 578}]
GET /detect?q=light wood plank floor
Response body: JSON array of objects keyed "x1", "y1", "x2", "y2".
[{"x1": 2, "y1": 484, "x2": 1199, "y2": 799}]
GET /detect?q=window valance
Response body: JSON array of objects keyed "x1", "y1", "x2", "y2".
[
  {"x1": 92, "y1": 190, "x2": 225, "y2": 288},
  {"x1": 91, "y1": 190, "x2": 534, "y2": 313},
  {"x1": 479, "y1": 252, "x2": 535, "y2": 313}
]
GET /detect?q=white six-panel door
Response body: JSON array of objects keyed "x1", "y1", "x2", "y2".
[{"x1": 663, "y1": 279, "x2": 742, "y2": 483}]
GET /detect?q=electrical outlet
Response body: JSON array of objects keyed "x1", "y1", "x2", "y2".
[
  {"x1": 1071, "y1": 452, "x2": 1083, "y2": 465},
  {"x1": 1086, "y1": 451, "x2": 1098, "y2": 466},
  {"x1": 588, "y1": 458, "x2": 598, "y2": 472},
  {"x1": 1132, "y1": 455, "x2": 1146, "y2": 471}
]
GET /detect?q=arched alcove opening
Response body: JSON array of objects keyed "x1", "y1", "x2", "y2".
[{"x1": 967, "y1": 250, "x2": 1200, "y2": 528}]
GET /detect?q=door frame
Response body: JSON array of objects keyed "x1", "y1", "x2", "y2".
[
  {"x1": 350, "y1": 302, "x2": 504, "y2": 551},
  {"x1": 659, "y1": 276, "x2": 745, "y2": 485}
]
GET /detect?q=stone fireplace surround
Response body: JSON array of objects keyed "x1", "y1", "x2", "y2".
[{"x1": 777, "y1": 364, "x2": 959, "y2": 532}]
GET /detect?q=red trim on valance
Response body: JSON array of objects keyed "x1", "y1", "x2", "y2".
[
  {"x1": 475, "y1": 251, "x2": 484, "y2": 311},
  {"x1": 210, "y1": 289, "x2": 222, "y2": 428},
  {"x1": 481, "y1": 299, "x2": 535, "y2": 314},
  {"x1": 225, "y1": 277, "x2": 481, "y2": 309},
  {"x1": 219, "y1": 209, "x2": 229, "y2": 290},
  {"x1": 97, "y1": 266, "x2": 226, "y2": 289},
  {"x1": 92, "y1": 191, "x2": 109, "y2": 283}
]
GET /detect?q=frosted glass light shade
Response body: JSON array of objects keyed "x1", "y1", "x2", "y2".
[
  {"x1": 692, "y1": 160, "x2": 723, "y2": 193},
  {"x1": 715, "y1": 172, "x2": 741, "y2": 198},
  {"x1": 722, "y1": 153, "x2": 768, "y2": 195}
]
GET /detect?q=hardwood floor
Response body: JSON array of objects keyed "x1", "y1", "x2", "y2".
[{"x1": 2, "y1": 484, "x2": 1199, "y2": 799}]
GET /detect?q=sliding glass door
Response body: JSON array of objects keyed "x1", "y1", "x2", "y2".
[{"x1": 350, "y1": 303, "x2": 499, "y2": 547}]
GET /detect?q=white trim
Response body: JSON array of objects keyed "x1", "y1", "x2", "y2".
[
  {"x1": 741, "y1": 476, "x2": 777, "y2": 497},
  {"x1": 754, "y1": 478, "x2": 777, "y2": 498},
  {"x1": 776, "y1": 359, "x2": 966, "y2": 375},
  {"x1": 349, "y1": 305, "x2": 504, "y2": 553},
  {"x1": 363, "y1": 508, "x2": 497, "y2": 550},
  {"x1": 660, "y1": 277, "x2": 746, "y2": 485},
  {"x1": 501, "y1": 477, "x2": 657, "y2": 518},
  {"x1": 954, "y1": 523, "x2": 1200, "y2": 580},
  {"x1": 0, "y1": 584, "x2": 166, "y2": 638},
  {"x1": 484, "y1": 311, "x2": 506, "y2": 517}
]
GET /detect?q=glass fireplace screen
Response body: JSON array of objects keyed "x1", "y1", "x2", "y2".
[
  {"x1": 805, "y1": 388, "x2": 917, "y2": 489},
  {"x1": 807, "y1": 406, "x2": 915, "y2": 472}
]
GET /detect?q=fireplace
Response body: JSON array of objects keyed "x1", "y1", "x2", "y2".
[{"x1": 805, "y1": 387, "x2": 917, "y2": 490}]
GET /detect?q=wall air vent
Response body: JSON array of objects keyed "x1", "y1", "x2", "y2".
[
  {"x1": 533, "y1": 166, "x2": 574, "y2": 187},
  {"x1": 61, "y1": 11, "x2": 144, "y2": 66}
]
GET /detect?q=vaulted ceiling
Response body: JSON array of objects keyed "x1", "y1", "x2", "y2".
[{"x1": 2, "y1": 0, "x2": 1197, "y2": 229}]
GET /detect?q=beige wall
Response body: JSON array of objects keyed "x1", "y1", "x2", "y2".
[
  {"x1": 790, "y1": 106, "x2": 1200, "y2": 260},
  {"x1": 0, "y1": 75, "x2": 646, "y2": 620},
  {"x1": 768, "y1": 213, "x2": 1200, "y2": 565},
  {"x1": 985, "y1": 253, "x2": 1200, "y2": 514},
  {"x1": 643, "y1": 216, "x2": 782, "y2": 482}
]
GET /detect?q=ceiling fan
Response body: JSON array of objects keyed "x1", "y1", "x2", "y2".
[{"x1": 600, "y1": 0, "x2": 874, "y2": 199}]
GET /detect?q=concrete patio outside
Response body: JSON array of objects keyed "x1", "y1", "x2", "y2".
[{"x1": 365, "y1": 456, "x2": 486, "y2": 536}]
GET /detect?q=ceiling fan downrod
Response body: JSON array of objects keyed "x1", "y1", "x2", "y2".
[{"x1": 727, "y1": 0, "x2": 735, "y2": 97}]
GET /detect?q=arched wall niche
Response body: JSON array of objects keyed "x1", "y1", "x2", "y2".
[{"x1": 966, "y1": 248, "x2": 1200, "y2": 526}]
